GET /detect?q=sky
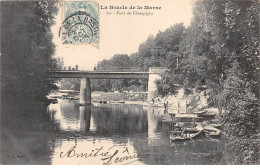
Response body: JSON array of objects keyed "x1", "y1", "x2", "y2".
[{"x1": 51, "y1": 0, "x2": 194, "y2": 70}]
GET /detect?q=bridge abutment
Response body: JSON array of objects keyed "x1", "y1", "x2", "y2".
[
  {"x1": 147, "y1": 67, "x2": 168, "y2": 101},
  {"x1": 80, "y1": 78, "x2": 91, "y2": 105}
]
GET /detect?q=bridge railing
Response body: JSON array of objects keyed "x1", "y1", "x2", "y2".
[
  {"x1": 61, "y1": 66, "x2": 90, "y2": 71},
  {"x1": 55, "y1": 66, "x2": 147, "y2": 72},
  {"x1": 94, "y1": 67, "x2": 146, "y2": 72}
]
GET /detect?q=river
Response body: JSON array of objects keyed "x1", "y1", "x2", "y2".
[{"x1": 1, "y1": 99, "x2": 231, "y2": 165}]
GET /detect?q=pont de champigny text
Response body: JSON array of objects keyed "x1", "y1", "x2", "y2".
[{"x1": 100, "y1": 5, "x2": 162, "y2": 10}]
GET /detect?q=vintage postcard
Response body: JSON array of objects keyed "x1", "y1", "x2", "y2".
[{"x1": 1, "y1": 0, "x2": 259, "y2": 166}]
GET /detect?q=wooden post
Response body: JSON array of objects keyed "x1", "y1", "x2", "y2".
[{"x1": 178, "y1": 101, "x2": 180, "y2": 113}]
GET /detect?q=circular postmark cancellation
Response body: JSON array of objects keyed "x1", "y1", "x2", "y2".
[{"x1": 59, "y1": 11, "x2": 99, "y2": 44}]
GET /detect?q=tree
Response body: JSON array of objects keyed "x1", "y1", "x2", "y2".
[
  {"x1": 184, "y1": 0, "x2": 260, "y2": 164},
  {"x1": 1, "y1": 0, "x2": 60, "y2": 130},
  {"x1": 60, "y1": 78, "x2": 80, "y2": 91},
  {"x1": 221, "y1": 61, "x2": 259, "y2": 164},
  {"x1": 94, "y1": 54, "x2": 137, "y2": 92},
  {"x1": 1, "y1": 0, "x2": 60, "y2": 102}
]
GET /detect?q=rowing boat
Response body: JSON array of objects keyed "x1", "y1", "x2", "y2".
[{"x1": 170, "y1": 129, "x2": 203, "y2": 142}]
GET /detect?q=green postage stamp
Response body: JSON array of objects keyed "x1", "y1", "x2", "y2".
[{"x1": 59, "y1": 0, "x2": 99, "y2": 46}]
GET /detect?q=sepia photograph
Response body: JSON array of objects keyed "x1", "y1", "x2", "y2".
[{"x1": 0, "y1": 0, "x2": 259, "y2": 165}]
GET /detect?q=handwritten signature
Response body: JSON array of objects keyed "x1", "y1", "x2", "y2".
[{"x1": 60, "y1": 145, "x2": 138, "y2": 165}]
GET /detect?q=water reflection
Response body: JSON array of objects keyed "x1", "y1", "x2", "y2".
[
  {"x1": 79, "y1": 106, "x2": 91, "y2": 132},
  {"x1": 91, "y1": 104, "x2": 148, "y2": 135},
  {"x1": 46, "y1": 100, "x2": 227, "y2": 165},
  {"x1": 147, "y1": 107, "x2": 166, "y2": 145},
  {"x1": 1, "y1": 103, "x2": 56, "y2": 164}
]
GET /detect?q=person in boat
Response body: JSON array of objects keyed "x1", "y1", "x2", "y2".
[
  {"x1": 181, "y1": 127, "x2": 187, "y2": 138},
  {"x1": 171, "y1": 124, "x2": 181, "y2": 136},
  {"x1": 174, "y1": 124, "x2": 182, "y2": 134}
]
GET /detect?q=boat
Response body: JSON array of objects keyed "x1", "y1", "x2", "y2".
[
  {"x1": 111, "y1": 101, "x2": 125, "y2": 104},
  {"x1": 199, "y1": 112, "x2": 216, "y2": 118},
  {"x1": 62, "y1": 95, "x2": 70, "y2": 99},
  {"x1": 101, "y1": 100, "x2": 107, "y2": 104},
  {"x1": 67, "y1": 95, "x2": 79, "y2": 100},
  {"x1": 205, "y1": 131, "x2": 221, "y2": 138},
  {"x1": 204, "y1": 125, "x2": 221, "y2": 137},
  {"x1": 175, "y1": 114, "x2": 204, "y2": 122},
  {"x1": 209, "y1": 124, "x2": 222, "y2": 129},
  {"x1": 170, "y1": 129, "x2": 203, "y2": 142},
  {"x1": 92, "y1": 102, "x2": 101, "y2": 106},
  {"x1": 48, "y1": 98, "x2": 58, "y2": 104},
  {"x1": 93, "y1": 100, "x2": 107, "y2": 104},
  {"x1": 193, "y1": 110, "x2": 207, "y2": 115},
  {"x1": 185, "y1": 123, "x2": 203, "y2": 133}
]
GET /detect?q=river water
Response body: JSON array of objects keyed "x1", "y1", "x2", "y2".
[
  {"x1": 45, "y1": 99, "x2": 229, "y2": 165},
  {"x1": 1, "y1": 99, "x2": 231, "y2": 165}
]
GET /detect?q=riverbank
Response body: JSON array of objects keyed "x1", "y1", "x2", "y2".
[
  {"x1": 91, "y1": 88, "x2": 220, "y2": 120},
  {"x1": 150, "y1": 88, "x2": 217, "y2": 114},
  {"x1": 91, "y1": 88, "x2": 217, "y2": 114},
  {"x1": 92, "y1": 91, "x2": 147, "y2": 102}
]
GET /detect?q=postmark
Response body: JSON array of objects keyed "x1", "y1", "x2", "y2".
[{"x1": 59, "y1": 1, "x2": 99, "y2": 46}]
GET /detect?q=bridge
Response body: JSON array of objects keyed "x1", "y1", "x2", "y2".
[
  {"x1": 48, "y1": 71, "x2": 149, "y2": 79},
  {"x1": 48, "y1": 67, "x2": 167, "y2": 105}
]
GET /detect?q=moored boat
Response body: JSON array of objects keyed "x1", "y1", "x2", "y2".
[
  {"x1": 204, "y1": 125, "x2": 221, "y2": 137},
  {"x1": 209, "y1": 124, "x2": 222, "y2": 129},
  {"x1": 193, "y1": 110, "x2": 207, "y2": 116},
  {"x1": 184, "y1": 123, "x2": 203, "y2": 133},
  {"x1": 111, "y1": 101, "x2": 125, "y2": 104},
  {"x1": 170, "y1": 129, "x2": 203, "y2": 142},
  {"x1": 199, "y1": 111, "x2": 216, "y2": 118},
  {"x1": 48, "y1": 98, "x2": 58, "y2": 104}
]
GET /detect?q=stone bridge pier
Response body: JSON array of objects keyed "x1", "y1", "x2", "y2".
[{"x1": 80, "y1": 78, "x2": 91, "y2": 105}]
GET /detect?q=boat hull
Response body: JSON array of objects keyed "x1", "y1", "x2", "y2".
[{"x1": 170, "y1": 130, "x2": 204, "y2": 142}]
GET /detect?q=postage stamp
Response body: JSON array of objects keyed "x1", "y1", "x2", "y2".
[{"x1": 59, "y1": 0, "x2": 99, "y2": 46}]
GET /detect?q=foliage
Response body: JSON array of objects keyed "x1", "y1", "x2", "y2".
[
  {"x1": 221, "y1": 61, "x2": 259, "y2": 137},
  {"x1": 155, "y1": 70, "x2": 177, "y2": 96},
  {"x1": 59, "y1": 78, "x2": 80, "y2": 91},
  {"x1": 227, "y1": 134, "x2": 260, "y2": 164},
  {"x1": 184, "y1": 0, "x2": 259, "y2": 164},
  {"x1": 1, "y1": 0, "x2": 60, "y2": 130},
  {"x1": 95, "y1": 24, "x2": 185, "y2": 93},
  {"x1": 132, "y1": 23, "x2": 185, "y2": 69},
  {"x1": 1, "y1": 0, "x2": 60, "y2": 102},
  {"x1": 93, "y1": 54, "x2": 146, "y2": 92}
]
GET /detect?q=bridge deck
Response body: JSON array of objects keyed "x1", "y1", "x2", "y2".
[{"x1": 48, "y1": 71, "x2": 150, "y2": 79}]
